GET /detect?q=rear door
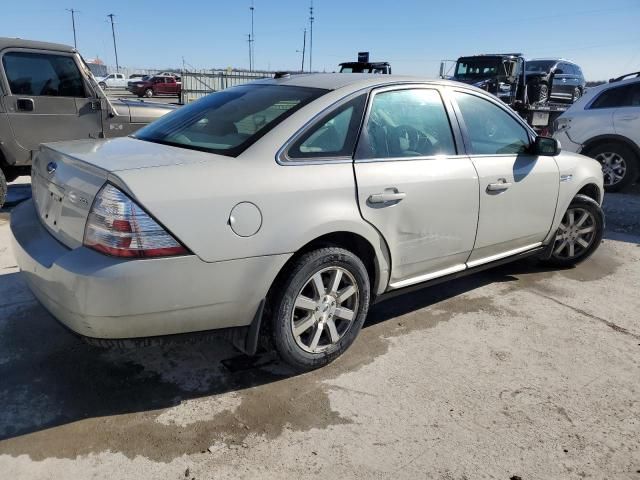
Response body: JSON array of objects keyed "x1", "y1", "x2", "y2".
[
  {"x1": 451, "y1": 89, "x2": 559, "y2": 266},
  {"x1": 0, "y1": 49, "x2": 103, "y2": 159},
  {"x1": 353, "y1": 86, "x2": 479, "y2": 289},
  {"x1": 612, "y1": 82, "x2": 640, "y2": 146}
]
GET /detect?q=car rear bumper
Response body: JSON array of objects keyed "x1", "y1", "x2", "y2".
[{"x1": 10, "y1": 200, "x2": 290, "y2": 339}]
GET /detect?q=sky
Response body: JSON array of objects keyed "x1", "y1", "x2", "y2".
[{"x1": 3, "y1": 0, "x2": 640, "y2": 80}]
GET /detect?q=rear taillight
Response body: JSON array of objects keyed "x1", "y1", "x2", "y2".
[{"x1": 84, "y1": 184, "x2": 188, "y2": 258}]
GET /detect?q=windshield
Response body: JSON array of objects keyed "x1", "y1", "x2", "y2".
[
  {"x1": 134, "y1": 84, "x2": 327, "y2": 157},
  {"x1": 455, "y1": 59, "x2": 502, "y2": 78},
  {"x1": 525, "y1": 60, "x2": 556, "y2": 73}
]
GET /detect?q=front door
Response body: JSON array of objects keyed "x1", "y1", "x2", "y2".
[
  {"x1": 451, "y1": 90, "x2": 559, "y2": 266},
  {"x1": 354, "y1": 87, "x2": 479, "y2": 289},
  {"x1": 0, "y1": 50, "x2": 102, "y2": 159}
]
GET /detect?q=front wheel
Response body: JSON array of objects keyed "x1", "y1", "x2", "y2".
[
  {"x1": 144, "y1": 88, "x2": 153, "y2": 98},
  {"x1": 544, "y1": 194, "x2": 604, "y2": 267},
  {"x1": 98, "y1": 82, "x2": 107, "y2": 90},
  {"x1": 270, "y1": 247, "x2": 371, "y2": 372}
]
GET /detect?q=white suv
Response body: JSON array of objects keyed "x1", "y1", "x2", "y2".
[{"x1": 554, "y1": 75, "x2": 640, "y2": 192}]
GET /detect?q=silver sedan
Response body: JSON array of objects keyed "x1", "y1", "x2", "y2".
[{"x1": 11, "y1": 74, "x2": 605, "y2": 371}]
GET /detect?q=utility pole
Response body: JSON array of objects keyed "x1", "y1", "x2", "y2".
[
  {"x1": 66, "y1": 8, "x2": 78, "y2": 49},
  {"x1": 247, "y1": 34, "x2": 252, "y2": 71},
  {"x1": 309, "y1": 1, "x2": 314, "y2": 72},
  {"x1": 301, "y1": 28, "x2": 306, "y2": 73},
  {"x1": 107, "y1": 14, "x2": 120, "y2": 72},
  {"x1": 250, "y1": 1, "x2": 255, "y2": 71}
]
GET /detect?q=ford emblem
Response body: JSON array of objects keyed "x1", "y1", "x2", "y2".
[{"x1": 46, "y1": 162, "x2": 57, "y2": 174}]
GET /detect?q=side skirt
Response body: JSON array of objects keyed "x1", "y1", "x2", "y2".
[{"x1": 374, "y1": 245, "x2": 545, "y2": 304}]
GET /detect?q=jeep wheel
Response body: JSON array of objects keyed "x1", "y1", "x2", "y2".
[
  {"x1": 588, "y1": 142, "x2": 639, "y2": 192},
  {"x1": 98, "y1": 82, "x2": 107, "y2": 90},
  {"x1": 270, "y1": 247, "x2": 371, "y2": 372},
  {"x1": 544, "y1": 194, "x2": 604, "y2": 268},
  {"x1": 0, "y1": 169, "x2": 7, "y2": 209},
  {"x1": 144, "y1": 88, "x2": 153, "y2": 98}
]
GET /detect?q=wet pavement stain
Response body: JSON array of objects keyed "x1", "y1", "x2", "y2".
[{"x1": 0, "y1": 272, "x2": 508, "y2": 462}]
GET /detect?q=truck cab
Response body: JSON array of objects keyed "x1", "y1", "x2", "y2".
[
  {"x1": 339, "y1": 61, "x2": 392, "y2": 74},
  {"x1": 0, "y1": 37, "x2": 175, "y2": 208},
  {"x1": 451, "y1": 54, "x2": 524, "y2": 105}
]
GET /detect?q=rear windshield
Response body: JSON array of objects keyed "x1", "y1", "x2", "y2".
[{"x1": 134, "y1": 84, "x2": 327, "y2": 157}]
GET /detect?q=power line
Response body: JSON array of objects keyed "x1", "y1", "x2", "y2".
[
  {"x1": 66, "y1": 8, "x2": 78, "y2": 49},
  {"x1": 107, "y1": 13, "x2": 119, "y2": 72}
]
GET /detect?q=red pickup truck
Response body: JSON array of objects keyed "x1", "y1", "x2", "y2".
[{"x1": 128, "y1": 75, "x2": 181, "y2": 98}]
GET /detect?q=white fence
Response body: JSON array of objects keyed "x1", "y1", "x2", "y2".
[{"x1": 180, "y1": 69, "x2": 275, "y2": 103}]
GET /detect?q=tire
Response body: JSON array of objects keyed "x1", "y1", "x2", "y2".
[
  {"x1": 586, "y1": 142, "x2": 639, "y2": 192},
  {"x1": 270, "y1": 247, "x2": 371, "y2": 372},
  {"x1": 98, "y1": 82, "x2": 107, "y2": 90},
  {"x1": 144, "y1": 88, "x2": 153, "y2": 98},
  {"x1": 571, "y1": 87, "x2": 582, "y2": 103},
  {"x1": 0, "y1": 168, "x2": 6, "y2": 210},
  {"x1": 543, "y1": 194, "x2": 604, "y2": 268},
  {"x1": 534, "y1": 83, "x2": 549, "y2": 103}
]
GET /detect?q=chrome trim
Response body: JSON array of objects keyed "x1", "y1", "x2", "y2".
[
  {"x1": 389, "y1": 264, "x2": 467, "y2": 289},
  {"x1": 466, "y1": 243, "x2": 542, "y2": 269},
  {"x1": 560, "y1": 174, "x2": 573, "y2": 183}
]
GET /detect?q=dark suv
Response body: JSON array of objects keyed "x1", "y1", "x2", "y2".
[{"x1": 525, "y1": 59, "x2": 586, "y2": 104}]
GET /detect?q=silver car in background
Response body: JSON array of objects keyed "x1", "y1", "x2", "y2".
[{"x1": 11, "y1": 74, "x2": 605, "y2": 371}]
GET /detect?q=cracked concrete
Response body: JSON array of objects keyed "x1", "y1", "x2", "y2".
[{"x1": 0, "y1": 182, "x2": 639, "y2": 479}]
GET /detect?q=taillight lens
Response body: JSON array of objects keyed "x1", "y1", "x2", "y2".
[{"x1": 84, "y1": 184, "x2": 188, "y2": 258}]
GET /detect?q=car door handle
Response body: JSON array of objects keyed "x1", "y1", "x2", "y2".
[
  {"x1": 368, "y1": 189, "x2": 406, "y2": 204},
  {"x1": 486, "y1": 179, "x2": 513, "y2": 192}
]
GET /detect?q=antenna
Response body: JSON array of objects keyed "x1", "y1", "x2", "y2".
[
  {"x1": 66, "y1": 8, "x2": 79, "y2": 49},
  {"x1": 107, "y1": 14, "x2": 120, "y2": 72}
]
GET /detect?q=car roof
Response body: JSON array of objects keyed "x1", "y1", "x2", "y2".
[
  {"x1": 0, "y1": 36, "x2": 75, "y2": 53},
  {"x1": 253, "y1": 73, "x2": 457, "y2": 91},
  {"x1": 528, "y1": 58, "x2": 575, "y2": 64}
]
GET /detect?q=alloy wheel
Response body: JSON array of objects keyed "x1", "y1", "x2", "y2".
[
  {"x1": 595, "y1": 152, "x2": 627, "y2": 187},
  {"x1": 291, "y1": 266, "x2": 359, "y2": 354},
  {"x1": 552, "y1": 207, "x2": 597, "y2": 260}
]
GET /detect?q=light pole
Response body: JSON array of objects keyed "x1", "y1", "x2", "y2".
[
  {"x1": 300, "y1": 29, "x2": 306, "y2": 72},
  {"x1": 250, "y1": 1, "x2": 255, "y2": 71},
  {"x1": 107, "y1": 13, "x2": 120, "y2": 72},
  {"x1": 309, "y1": 1, "x2": 314, "y2": 72},
  {"x1": 66, "y1": 8, "x2": 78, "y2": 49}
]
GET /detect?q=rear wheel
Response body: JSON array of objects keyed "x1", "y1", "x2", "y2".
[
  {"x1": 544, "y1": 194, "x2": 604, "y2": 267},
  {"x1": 270, "y1": 247, "x2": 370, "y2": 372},
  {"x1": 0, "y1": 169, "x2": 6, "y2": 209},
  {"x1": 587, "y1": 142, "x2": 639, "y2": 192}
]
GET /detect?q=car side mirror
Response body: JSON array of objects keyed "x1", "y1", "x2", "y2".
[{"x1": 532, "y1": 136, "x2": 560, "y2": 156}]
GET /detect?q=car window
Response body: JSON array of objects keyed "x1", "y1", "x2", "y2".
[
  {"x1": 454, "y1": 91, "x2": 530, "y2": 155},
  {"x1": 2, "y1": 51, "x2": 86, "y2": 97},
  {"x1": 590, "y1": 84, "x2": 638, "y2": 109},
  {"x1": 288, "y1": 94, "x2": 367, "y2": 160},
  {"x1": 357, "y1": 88, "x2": 456, "y2": 159},
  {"x1": 135, "y1": 84, "x2": 327, "y2": 157}
]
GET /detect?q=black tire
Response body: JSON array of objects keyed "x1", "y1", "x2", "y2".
[
  {"x1": 586, "y1": 142, "x2": 639, "y2": 193},
  {"x1": 98, "y1": 82, "x2": 107, "y2": 90},
  {"x1": 270, "y1": 247, "x2": 371, "y2": 372},
  {"x1": 534, "y1": 83, "x2": 549, "y2": 103},
  {"x1": 0, "y1": 168, "x2": 6, "y2": 209},
  {"x1": 571, "y1": 87, "x2": 582, "y2": 103},
  {"x1": 144, "y1": 88, "x2": 153, "y2": 98},
  {"x1": 543, "y1": 194, "x2": 604, "y2": 268}
]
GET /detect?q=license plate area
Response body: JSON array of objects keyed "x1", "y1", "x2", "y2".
[
  {"x1": 33, "y1": 174, "x2": 65, "y2": 231},
  {"x1": 531, "y1": 111, "x2": 550, "y2": 127}
]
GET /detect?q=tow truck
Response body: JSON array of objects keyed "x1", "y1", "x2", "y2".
[
  {"x1": 440, "y1": 53, "x2": 570, "y2": 134},
  {"x1": 339, "y1": 52, "x2": 391, "y2": 74}
]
